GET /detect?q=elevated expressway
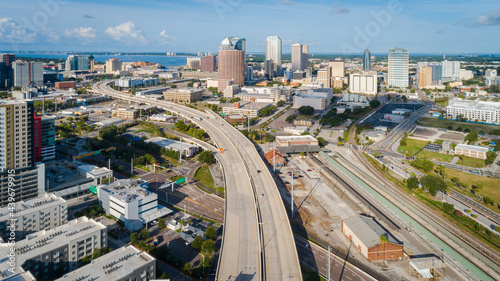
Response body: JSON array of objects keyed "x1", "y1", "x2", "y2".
[{"x1": 90, "y1": 82, "x2": 302, "y2": 281}]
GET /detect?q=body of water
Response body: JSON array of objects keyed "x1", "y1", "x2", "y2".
[{"x1": 13, "y1": 53, "x2": 188, "y2": 67}]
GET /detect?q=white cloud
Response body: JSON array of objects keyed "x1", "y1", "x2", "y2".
[
  {"x1": 330, "y1": 3, "x2": 350, "y2": 14},
  {"x1": 156, "y1": 29, "x2": 176, "y2": 45},
  {"x1": 281, "y1": 0, "x2": 296, "y2": 5},
  {"x1": 475, "y1": 8, "x2": 500, "y2": 26},
  {"x1": 105, "y1": 21, "x2": 147, "y2": 44},
  {"x1": 0, "y1": 17, "x2": 38, "y2": 44},
  {"x1": 65, "y1": 27, "x2": 96, "y2": 42}
]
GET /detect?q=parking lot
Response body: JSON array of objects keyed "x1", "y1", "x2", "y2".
[
  {"x1": 361, "y1": 103, "x2": 424, "y2": 129},
  {"x1": 46, "y1": 160, "x2": 89, "y2": 191}
]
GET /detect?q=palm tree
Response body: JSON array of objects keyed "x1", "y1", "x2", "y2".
[{"x1": 379, "y1": 235, "x2": 388, "y2": 263}]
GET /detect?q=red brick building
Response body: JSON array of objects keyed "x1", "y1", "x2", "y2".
[
  {"x1": 55, "y1": 81, "x2": 75, "y2": 90},
  {"x1": 201, "y1": 55, "x2": 217, "y2": 72},
  {"x1": 342, "y1": 215, "x2": 404, "y2": 262},
  {"x1": 264, "y1": 149, "x2": 286, "y2": 167}
]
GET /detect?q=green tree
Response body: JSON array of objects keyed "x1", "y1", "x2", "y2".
[
  {"x1": 379, "y1": 235, "x2": 387, "y2": 262},
  {"x1": 285, "y1": 114, "x2": 297, "y2": 123},
  {"x1": 420, "y1": 175, "x2": 446, "y2": 196},
  {"x1": 317, "y1": 137, "x2": 327, "y2": 147},
  {"x1": 198, "y1": 150, "x2": 215, "y2": 164},
  {"x1": 369, "y1": 100, "x2": 381, "y2": 108},
  {"x1": 205, "y1": 226, "x2": 217, "y2": 240},
  {"x1": 264, "y1": 133, "x2": 275, "y2": 142},
  {"x1": 130, "y1": 232, "x2": 139, "y2": 244},
  {"x1": 158, "y1": 218, "x2": 166, "y2": 229},
  {"x1": 201, "y1": 239, "x2": 215, "y2": 255},
  {"x1": 464, "y1": 132, "x2": 478, "y2": 144},
  {"x1": 141, "y1": 228, "x2": 150, "y2": 239},
  {"x1": 443, "y1": 203, "x2": 455, "y2": 214},
  {"x1": 298, "y1": 106, "x2": 314, "y2": 115},
  {"x1": 182, "y1": 262, "x2": 191, "y2": 274},
  {"x1": 277, "y1": 100, "x2": 286, "y2": 107},
  {"x1": 407, "y1": 177, "x2": 419, "y2": 189},
  {"x1": 191, "y1": 235, "x2": 204, "y2": 251}
]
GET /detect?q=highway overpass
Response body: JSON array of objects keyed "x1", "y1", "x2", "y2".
[{"x1": 90, "y1": 81, "x2": 302, "y2": 281}]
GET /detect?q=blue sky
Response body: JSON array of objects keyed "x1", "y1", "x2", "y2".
[{"x1": 1, "y1": 0, "x2": 499, "y2": 54}]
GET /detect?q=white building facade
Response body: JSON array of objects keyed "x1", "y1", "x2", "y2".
[
  {"x1": 388, "y1": 48, "x2": 409, "y2": 88},
  {"x1": 447, "y1": 99, "x2": 500, "y2": 124},
  {"x1": 349, "y1": 72, "x2": 378, "y2": 95}
]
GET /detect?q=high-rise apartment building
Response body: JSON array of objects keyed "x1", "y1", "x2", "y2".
[
  {"x1": 65, "y1": 55, "x2": 91, "y2": 71},
  {"x1": 89, "y1": 55, "x2": 95, "y2": 72},
  {"x1": 349, "y1": 72, "x2": 378, "y2": 95},
  {"x1": 187, "y1": 57, "x2": 202, "y2": 69},
  {"x1": 442, "y1": 60, "x2": 461, "y2": 82},
  {"x1": 218, "y1": 37, "x2": 246, "y2": 86},
  {"x1": 417, "y1": 65, "x2": 433, "y2": 88},
  {"x1": 0, "y1": 53, "x2": 15, "y2": 88},
  {"x1": 388, "y1": 47, "x2": 409, "y2": 88},
  {"x1": 264, "y1": 59, "x2": 276, "y2": 80},
  {"x1": 363, "y1": 49, "x2": 371, "y2": 70},
  {"x1": 105, "y1": 58, "x2": 122, "y2": 74},
  {"x1": 266, "y1": 36, "x2": 282, "y2": 67},
  {"x1": 0, "y1": 100, "x2": 45, "y2": 207},
  {"x1": 41, "y1": 116, "x2": 56, "y2": 161},
  {"x1": 12, "y1": 61, "x2": 43, "y2": 87},
  {"x1": 317, "y1": 67, "x2": 331, "y2": 88},
  {"x1": 201, "y1": 55, "x2": 217, "y2": 72}
]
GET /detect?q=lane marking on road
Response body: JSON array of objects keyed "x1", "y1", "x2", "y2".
[{"x1": 168, "y1": 193, "x2": 224, "y2": 219}]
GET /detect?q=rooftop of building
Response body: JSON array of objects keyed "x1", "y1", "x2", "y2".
[
  {"x1": 145, "y1": 137, "x2": 197, "y2": 150},
  {"x1": 99, "y1": 179, "x2": 152, "y2": 203},
  {"x1": 55, "y1": 246, "x2": 155, "y2": 281},
  {"x1": 276, "y1": 135, "x2": 318, "y2": 142},
  {"x1": 78, "y1": 164, "x2": 112, "y2": 177},
  {"x1": 448, "y1": 99, "x2": 500, "y2": 110},
  {"x1": 222, "y1": 101, "x2": 272, "y2": 110},
  {"x1": 0, "y1": 194, "x2": 66, "y2": 219},
  {"x1": 164, "y1": 87, "x2": 203, "y2": 94},
  {"x1": 343, "y1": 215, "x2": 402, "y2": 248},
  {"x1": 0, "y1": 217, "x2": 106, "y2": 278},
  {"x1": 455, "y1": 144, "x2": 490, "y2": 153}
]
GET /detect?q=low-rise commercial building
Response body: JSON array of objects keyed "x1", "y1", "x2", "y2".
[
  {"x1": 337, "y1": 93, "x2": 370, "y2": 109},
  {"x1": 163, "y1": 88, "x2": 204, "y2": 103},
  {"x1": 455, "y1": 144, "x2": 489, "y2": 160},
  {"x1": 221, "y1": 101, "x2": 272, "y2": 118},
  {"x1": 56, "y1": 245, "x2": 156, "y2": 281},
  {"x1": 145, "y1": 137, "x2": 199, "y2": 157},
  {"x1": 284, "y1": 126, "x2": 309, "y2": 135},
  {"x1": 0, "y1": 216, "x2": 107, "y2": 280},
  {"x1": 112, "y1": 108, "x2": 138, "y2": 120},
  {"x1": 97, "y1": 179, "x2": 172, "y2": 231},
  {"x1": 0, "y1": 194, "x2": 67, "y2": 241},
  {"x1": 276, "y1": 135, "x2": 319, "y2": 146},
  {"x1": 293, "y1": 88, "x2": 333, "y2": 111},
  {"x1": 342, "y1": 215, "x2": 403, "y2": 262},
  {"x1": 54, "y1": 81, "x2": 75, "y2": 90}
]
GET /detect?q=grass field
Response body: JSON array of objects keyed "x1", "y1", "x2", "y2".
[
  {"x1": 194, "y1": 165, "x2": 215, "y2": 189},
  {"x1": 132, "y1": 125, "x2": 156, "y2": 135},
  {"x1": 418, "y1": 118, "x2": 500, "y2": 135},
  {"x1": 445, "y1": 168, "x2": 500, "y2": 206},
  {"x1": 398, "y1": 139, "x2": 486, "y2": 167}
]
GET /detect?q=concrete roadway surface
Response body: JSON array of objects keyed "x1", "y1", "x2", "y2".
[
  {"x1": 447, "y1": 190, "x2": 500, "y2": 225},
  {"x1": 91, "y1": 81, "x2": 303, "y2": 280},
  {"x1": 295, "y1": 236, "x2": 376, "y2": 281}
]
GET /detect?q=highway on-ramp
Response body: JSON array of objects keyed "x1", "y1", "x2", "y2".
[{"x1": 90, "y1": 81, "x2": 302, "y2": 281}]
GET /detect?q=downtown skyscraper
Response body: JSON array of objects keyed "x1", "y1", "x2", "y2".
[
  {"x1": 218, "y1": 37, "x2": 246, "y2": 86},
  {"x1": 388, "y1": 47, "x2": 409, "y2": 88},
  {"x1": 291, "y1": 43, "x2": 308, "y2": 72},
  {"x1": 363, "y1": 49, "x2": 371, "y2": 71},
  {"x1": 266, "y1": 36, "x2": 282, "y2": 67}
]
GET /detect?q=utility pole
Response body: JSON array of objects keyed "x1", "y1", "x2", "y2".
[
  {"x1": 108, "y1": 159, "x2": 112, "y2": 183},
  {"x1": 179, "y1": 136, "x2": 183, "y2": 164},
  {"x1": 273, "y1": 140, "x2": 276, "y2": 172},
  {"x1": 327, "y1": 246, "x2": 331, "y2": 281},
  {"x1": 291, "y1": 171, "x2": 294, "y2": 219},
  {"x1": 131, "y1": 157, "x2": 133, "y2": 175}
]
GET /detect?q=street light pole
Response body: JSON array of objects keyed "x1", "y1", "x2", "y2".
[{"x1": 291, "y1": 171, "x2": 294, "y2": 219}]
